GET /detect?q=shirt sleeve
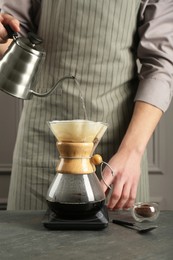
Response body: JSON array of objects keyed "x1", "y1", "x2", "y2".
[
  {"x1": 1, "y1": 0, "x2": 41, "y2": 36},
  {"x1": 135, "y1": 0, "x2": 173, "y2": 112}
]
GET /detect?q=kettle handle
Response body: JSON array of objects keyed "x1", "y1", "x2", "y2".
[
  {"x1": 4, "y1": 24, "x2": 18, "y2": 39},
  {"x1": 30, "y1": 75, "x2": 76, "y2": 97}
]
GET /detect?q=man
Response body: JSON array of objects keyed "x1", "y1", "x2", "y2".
[{"x1": 0, "y1": 0, "x2": 172, "y2": 210}]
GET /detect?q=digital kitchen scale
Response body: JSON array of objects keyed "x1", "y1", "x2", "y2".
[{"x1": 42, "y1": 206, "x2": 109, "y2": 230}]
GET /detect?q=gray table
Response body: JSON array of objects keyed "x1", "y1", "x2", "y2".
[{"x1": 0, "y1": 210, "x2": 172, "y2": 260}]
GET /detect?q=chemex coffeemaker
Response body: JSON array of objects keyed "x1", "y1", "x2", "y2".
[{"x1": 43, "y1": 119, "x2": 110, "y2": 230}]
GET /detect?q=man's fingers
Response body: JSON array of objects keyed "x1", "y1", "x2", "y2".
[{"x1": 0, "y1": 14, "x2": 20, "y2": 41}]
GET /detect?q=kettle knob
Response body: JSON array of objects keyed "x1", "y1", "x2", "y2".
[{"x1": 28, "y1": 32, "x2": 43, "y2": 45}]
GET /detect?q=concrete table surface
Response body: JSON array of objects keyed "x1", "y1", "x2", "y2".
[{"x1": 0, "y1": 210, "x2": 172, "y2": 260}]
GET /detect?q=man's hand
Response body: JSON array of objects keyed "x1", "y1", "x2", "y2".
[
  {"x1": 0, "y1": 13, "x2": 20, "y2": 42},
  {"x1": 100, "y1": 146, "x2": 141, "y2": 210},
  {"x1": 0, "y1": 13, "x2": 20, "y2": 57},
  {"x1": 100, "y1": 101, "x2": 163, "y2": 210}
]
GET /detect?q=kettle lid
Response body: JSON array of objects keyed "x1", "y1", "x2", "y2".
[
  {"x1": 16, "y1": 32, "x2": 45, "y2": 57},
  {"x1": 4, "y1": 25, "x2": 45, "y2": 56}
]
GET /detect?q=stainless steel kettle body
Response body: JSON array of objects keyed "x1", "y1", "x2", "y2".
[
  {"x1": 0, "y1": 31, "x2": 45, "y2": 99},
  {"x1": 0, "y1": 28, "x2": 74, "y2": 99}
]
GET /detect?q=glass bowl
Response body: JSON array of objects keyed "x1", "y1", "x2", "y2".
[{"x1": 132, "y1": 202, "x2": 160, "y2": 222}]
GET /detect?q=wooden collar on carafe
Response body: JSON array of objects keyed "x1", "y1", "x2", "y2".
[{"x1": 56, "y1": 142, "x2": 103, "y2": 174}]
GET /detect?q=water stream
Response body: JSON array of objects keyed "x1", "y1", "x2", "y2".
[{"x1": 73, "y1": 77, "x2": 88, "y2": 120}]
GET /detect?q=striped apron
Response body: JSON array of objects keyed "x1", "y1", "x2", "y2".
[{"x1": 7, "y1": 0, "x2": 149, "y2": 210}]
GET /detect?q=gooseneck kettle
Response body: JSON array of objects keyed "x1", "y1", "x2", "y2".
[{"x1": 0, "y1": 26, "x2": 74, "y2": 99}]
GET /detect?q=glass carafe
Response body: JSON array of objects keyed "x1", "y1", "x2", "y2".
[{"x1": 46, "y1": 120, "x2": 108, "y2": 219}]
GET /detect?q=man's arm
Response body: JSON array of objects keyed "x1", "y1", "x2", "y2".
[
  {"x1": 1, "y1": 0, "x2": 40, "y2": 36},
  {"x1": 136, "y1": 0, "x2": 173, "y2": 112},
  {"x1": 101, "y1": 0, "x2": 173, "y2": 209}
]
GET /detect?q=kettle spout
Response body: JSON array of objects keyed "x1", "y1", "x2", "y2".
[{"x1": 31, "y1": 75, "x2": 76, "y2": 98}]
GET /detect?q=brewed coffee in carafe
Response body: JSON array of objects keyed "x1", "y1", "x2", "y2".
[{"x1": 46, "y1": 120, "x2": 108, "y2": 219}]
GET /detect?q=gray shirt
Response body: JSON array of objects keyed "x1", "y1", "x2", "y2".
[{"x1": 1, "y1": 0, "x2": 173, "y2": 112}]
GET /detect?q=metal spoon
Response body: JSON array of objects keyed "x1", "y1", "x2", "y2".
[{"x1": 112, "y1": 219, "x2": 158, "y2": 233}]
